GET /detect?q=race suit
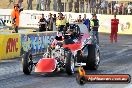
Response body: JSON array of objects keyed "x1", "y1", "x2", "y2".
[
  {"x1": 11, "y1": 9, "x2": 20, "y2": 33},
  {"x1": 110, "y1": 19, "x2": 119, "y2": 43}
]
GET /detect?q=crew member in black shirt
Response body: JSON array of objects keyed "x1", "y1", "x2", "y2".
[
  {"x1": 38, "y1": 14, "x2": 47, "y2": 32},
  {"x1": 90, "y1": 14, "x2": 99, "y2": 44}
]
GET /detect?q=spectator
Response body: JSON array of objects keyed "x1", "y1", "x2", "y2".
[
  {"x1": 18, "y1": 0, "x2": 23, "y2": 8},
  {"x1": 100, "y1": 1, "x2": 108, "y2": 14},
  {"x1": 40, "y1": 0, "x2": 45, "y2": 11},
  {"x1": 114, "y1": 3, "x2": 119, "y2": 14},
  {"x1": 108, "y1": 3, "x2": 111, "y2": 14},
  {"x1": 111, "y1": 1, "x2": 116, "y2": 14},
  {"x1": 90, "y1": 0, "x2": 96, "y2": 13},
  {"x1": 85, "y1": 0, "x2": 89, "y2": 13},
  {"x1": 8, "y1": 0, "x2": 15, "y2": 8},
  {"x1": 80, "y1": 0, "x2": 84, "y2": 13},
  {"x1": 114, "y1": 6, "x2": 118, "y2": 15},
  {"x1": 68, "y1": 0, "x2": 73, "y2": 12},
  {"x1": 38, "y1": 14, "x2": 48, "y2": 32},
  {"x1": 27, "y1": 0, "x2": 33, "y2": 10},
  {"x1": 124, "y1": 3, "x2": 127, "y2": 15},
  {"x1": 127, "y1": 3, "x2": 132, "y2": 15},
  {"x1": 119, "y1": 3, "x2": 123, "y2": 15},
  {"x1": 53, "y1": 0, "x2": 57, "y2": 11},
  {"x1": 36, "y1": 0, "x2": 40, "y2": 10},
  {"x1": 45, "y1": 0, "x2": 51, "y2": 11},
  {"x1": 57, "y1": 0, "x2": 61, "y2": 12},
  {"x1": 47, "y1": 13, "x2": 54, "y2": 31},
  {"x1": 74, "y1": 0, "x2": 79, "y2": 13},
  {"x1": 104, "y1": 1, "x2": 108, "y2": 14}
]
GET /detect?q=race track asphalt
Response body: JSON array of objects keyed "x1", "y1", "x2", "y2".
[{"x1": 0, "y1": 33, "x2": 132, "y2": 88}]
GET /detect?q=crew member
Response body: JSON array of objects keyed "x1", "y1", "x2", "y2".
[
  {"x1": 38, "y1": 14, "x2": 47, "y2": 32},
  {"x1": 82, "y1": 14, "x2": 90, "y2": 31},
  {"x1": 47, "y1": 13, "x2": 54, "y2": 31},
  {"x1": 110, "y1": 15, "x2": 119, "y2": 43},
  {"x1": 75, "y1": 15, "x2": 83, "y2": 23},
  {"x1": 56, "y1": 13, "x2": 68, "y2": 32},
  {"x1": 11, "y1": 4, "x2": 23, "y2": 33},
  {"x1": 90, "y1": 14, "x2": 99, "y2": 44},
  {"x1": 53, "y1": 14, "x2": 56, "y2": 22}
]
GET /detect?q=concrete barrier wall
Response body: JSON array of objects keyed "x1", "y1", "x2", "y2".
[
  {"x1": 0, "y1": 34, "x2": 21, "y2": 60},
  {"x1": 0, "y1": 31, "x2": 57, "y2": 60}
]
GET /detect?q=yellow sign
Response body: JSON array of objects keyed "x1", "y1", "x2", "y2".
[{"x1": 0, "y1": 34, "x2": 21, "y2": 60}]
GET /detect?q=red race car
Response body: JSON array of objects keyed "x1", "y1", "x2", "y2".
[{"x1": 22, "y1": 23, "x2": 100, "y2": 75}]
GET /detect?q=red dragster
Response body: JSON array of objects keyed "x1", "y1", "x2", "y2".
[{"x1": 22, "y1": 23, "x2": 100, "y2": 75}]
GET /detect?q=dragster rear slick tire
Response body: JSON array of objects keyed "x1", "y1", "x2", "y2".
[
  {"x1": 22, "y1": 51, "x2": 33, "y2": 75},
  {"x1": 84, "y1": 44, "x2": 100, "y2": 70}
]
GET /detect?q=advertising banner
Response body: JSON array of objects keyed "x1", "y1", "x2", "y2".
[
  {"x1": 0, "y1": 34, "x2": 21, "y2": 60},
  {"x1": 21, "y1": 31, "x2": 57, "y2": 55}
]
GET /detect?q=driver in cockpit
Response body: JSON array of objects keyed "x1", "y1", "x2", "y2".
[
  {"x1": 64, "y1": 26, "x2": 78, "y2": 44},
  {"x1": 51, "y1": 25, "x2": 78, "y2": 48}
]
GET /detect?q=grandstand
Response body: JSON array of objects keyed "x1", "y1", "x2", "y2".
[{"x1": 0, "y1": 0, "x2": 131, "y2": 14}]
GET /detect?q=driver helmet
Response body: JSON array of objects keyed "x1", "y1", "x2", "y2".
[
  {"x1": 67, "y1": 28, "x2": 74, "y2": 34},
  {"x1": 56, "y1": 32, "x2": 64, "y2": 40},
  {"x1": 57, "y1": 32, "x2": 63, "y2": 37}
]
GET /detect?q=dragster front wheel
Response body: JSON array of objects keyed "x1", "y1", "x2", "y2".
[
  {"x1": 65, "y1": 49, "x2": 75, "y2": 75},
  {"x1": 22, "y1": 51, "x2": 33, "y2": 75}
]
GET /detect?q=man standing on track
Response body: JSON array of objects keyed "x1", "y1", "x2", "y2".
[
  {"x1": 83, "y1": 14, "x2": 90, "y2": 31},
  {"x1": 110, "y1": 15, "x2": 119, "y2": 43},
  {"x1": 90, "y1": 14, "x2": 99, "y2": 44},
  {"x1": 11, "y1": 4, "x2": 23, "y2": 33},
  {"x1": 47, "y1": 13, "x2": 54, "y2": 31},
  {"x1": 75, "y1": 15, "x2": 83, "y2": 23},
  {"x1": 56, "y1": 13, "x2": 68, "y2": 32}
]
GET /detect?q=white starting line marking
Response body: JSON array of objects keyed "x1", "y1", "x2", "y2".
[{"x1": 115, "y1": 48, "x2": 129, "y2": 55}]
